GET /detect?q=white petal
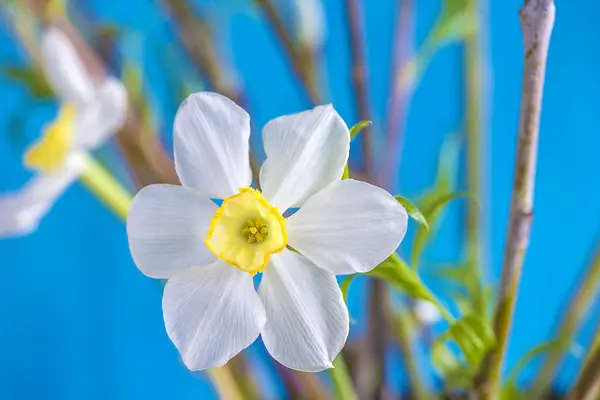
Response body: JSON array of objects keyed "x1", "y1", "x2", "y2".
[
  {"x1": 0, "y1": 153, "x2": 84, "y2": 238},
  {"x1": 286, "y1": 179, "x2": 408, "y2": 275},
  {"x1": 127, "y1": 184, "x2": 217, "y2": 279},
  {"x1": 259, "y1": 249, "x2": 349, "y2": 372},
  {"x1": 73, "y1": 77, "x2": 128, "y2": 150},
  {"x1": 41, "y1": 27, "x2": 94, "y2": 106},
  {"x1": 259, "y1": 105, "x2": 349, "y2": 211},
  {"x1": 163, "y1": 261, "x2": 266, "y2": 370},
  {"x1": 174, "y1": 92, "x2": 252, "y2": 198}
]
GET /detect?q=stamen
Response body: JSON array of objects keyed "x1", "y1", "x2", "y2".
[{"x1": 240, "y1": 217, "x2": 269, "y2": 244}]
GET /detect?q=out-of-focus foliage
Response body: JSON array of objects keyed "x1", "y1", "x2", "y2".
[{"x1": 432, "y1": 314, "x2": 496, "y2": 389}]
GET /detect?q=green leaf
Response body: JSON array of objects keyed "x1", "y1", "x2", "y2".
[
  {"x1": 2, "y1": 66, "x2": 53, "y2": 99},
  {"x1": 394, "y1": 195, "x2": 429, "y2": 230},
  {"x1": 431, "y1": 314, "x2": 496, "y2": 389},
  {"x1": 349, "y1": 120, "x2": 372, "y2": 140},
  {"x1": 367, "y1": 254, "x2": 434, "y2": 302},
  {"x1": 411, "y1": 191, "x2": 470, "y2": 267},
  {"x1": 450, "y1": 314, "x2": 496, "y2": 366},
  {"x1": 340, "y1": 275, "x2": 357, "y2": 304}
]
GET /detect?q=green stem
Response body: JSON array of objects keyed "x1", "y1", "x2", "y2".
[
  {"x1": 464, "y1": 0, "x2": 485, "y2": 316},
  {"x1": 79, "y1": 154, "x2": 132, "y2": 219},
  {"x1": 329, "y1": 354, "x2": 357, "y2": 400}
]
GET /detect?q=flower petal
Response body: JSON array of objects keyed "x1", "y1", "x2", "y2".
[
  {"x1": 259, "y1": 105, "x2": 349, "y2": 211},
  {"x1": 0, "y1": 153, "x2": 84, "y2": 238},
  {"x1": 73, "y1": 77, "x2": 128, "y2": 150},
  {"x1": 41, "y1": 27, "x2": 94, "y2": 106},
  {"x1": 127, "y1": 184, "x2": 217, "y2": 279},
  {"x1": 163, "y1": 261, "x2": 266, "y2": 370},
  {"x1": 174, "y1": 92, "x2": 252, "y2": 199},
  {"x1": 259, "y1": 249, "x2": 349, "y2": 372},
  {"x1": 286, "y1": 179, "x2": 408, "y2": 274}
]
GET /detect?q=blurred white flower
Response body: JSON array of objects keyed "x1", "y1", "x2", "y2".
[
  {"x1": 0, "y1": 27, "x2": 127, "y2": 238},
  {"x1": 292, "y1": 0, "x2": 327, "y2": 50},
  {"x1": 414, "y1": 300, "x2": 441, "y2": 325},
  {"x1": 127, "y1": 92, "x2": 408, "y2": 372}
]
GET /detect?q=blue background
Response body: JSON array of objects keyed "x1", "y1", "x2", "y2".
[{"x1": 1, "y1": 0, "x2": 599, "y2": 398}]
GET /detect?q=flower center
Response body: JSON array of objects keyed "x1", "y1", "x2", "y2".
[
  {"x1": 241, "y1": 218, "x2": 269, "y2": 243},
  {"x1": 205, "y1": 187, "x2": 287, "y2": 275}
]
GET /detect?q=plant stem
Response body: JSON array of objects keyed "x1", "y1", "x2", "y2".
[
  {"x1": 530, "y1": 244, "x2": 600, "y2": 397},
  {"x1": 345, "y1": 0, "x2": 373, "y2": 177},
  {"x1": 474, "y1": 1, "x2": 555, "y2": 398},
  {"x1": 464, "y1": 0, "x2": 485, "y2": 315},
  {"x1": 207, "y1": 367, "x2": 245, "y2": 400},
  {"x1": 568, "y1": 344, "x2": 600, "y2": 400},
  {"x1": 79, "y1": 154, "x2": 132, "y2": 219},
  {"x1": 252, "y1": 0, "x2": 321, "y2": 106},
  {"x1": 329, "y1": 354, "x2": 357, "y2": 400}
]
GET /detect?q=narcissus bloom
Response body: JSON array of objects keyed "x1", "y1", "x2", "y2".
[
  {"x1": 127, "y1": 92, "x2": 408, "y2": 371},
  {"x1": 0, "y1": 27, "x2": 127, "y2": 237}
]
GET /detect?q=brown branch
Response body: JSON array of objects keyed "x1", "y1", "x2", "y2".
[
  {"x1": 474, "y1": 1, "x2": 555, "y2": 398},
  {"x1": 568, "y1": 344, "x2": 600, "y2": 400},
  {"x1": 531, "y1": 243, "x2": 600, "y2": 397},
  {"x1": 252, "y1": 0, "x2": 321, "y2": 106},
  {"x1": 345, "y1": 0, "x2": 373, "y2": 178}
]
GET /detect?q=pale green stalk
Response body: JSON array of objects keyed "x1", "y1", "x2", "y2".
[
  {"x1": 464, "y1": 0, "x2": 485, "y2": 315},
  {"x1": 79, "y1": 154, "x2": 132, "y2": 219},
  {"x1": 329, "y1": 354, "x2": 357, "y2": 400}
]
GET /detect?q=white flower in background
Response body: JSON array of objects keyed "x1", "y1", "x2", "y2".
[
  {"x1": 292, "y1": 0, "x2": 327, "y2": 50},
  {"x1": 127, "y1": 92, "x2": 408, "y2": 371},
  {"x1": 0, "y1": 27, "x2": 127, "y2": 238},
  {"x1": 414, "y1": 300, "x2": 441, "y2": 325}
]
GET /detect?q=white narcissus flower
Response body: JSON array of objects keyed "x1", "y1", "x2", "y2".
[
  {"x1": 127, "y1": 92, "x2": 408, "y2": 372},
  {"x1": 0, "y1": 27, "x2": 127, "y2": 238}
]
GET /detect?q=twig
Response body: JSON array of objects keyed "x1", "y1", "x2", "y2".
[
  {"x1": 382, "y1": 0, "x2": 414, "y2": 188},
  {"x1": 474, "y1": 1, "x2": 555, "y2": 398},
  {"x1": 530, "y1": 244, "x2": 600, "y2": 397},
  {"x1": 252, "y1": 0, "x2": 321, "y2": 105},
  {"x1": 568, "y1": 344, "x2": 600, "y2": 400},
  {"x1": 345, "y1": 0, "x2": 373, "y2": 177}
]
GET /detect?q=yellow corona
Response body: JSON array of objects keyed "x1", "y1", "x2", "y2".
[{"x1": 204, "y1": 187, "x2": 287, "y2": 275}]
